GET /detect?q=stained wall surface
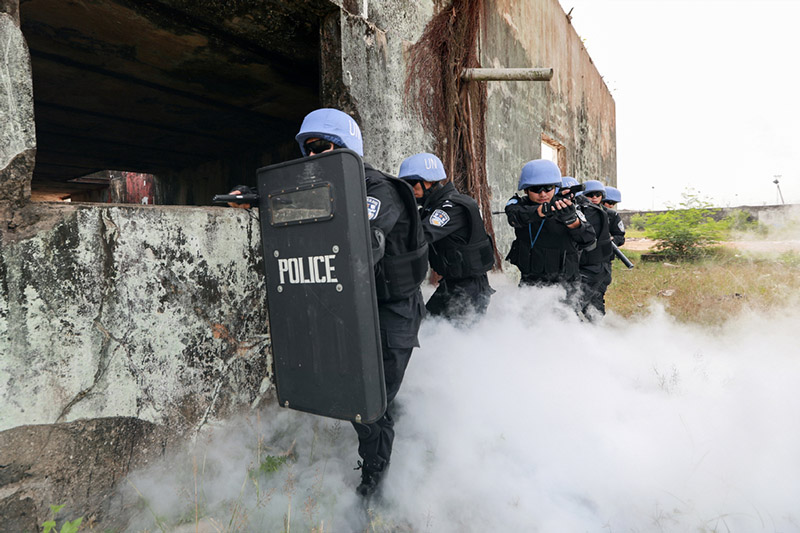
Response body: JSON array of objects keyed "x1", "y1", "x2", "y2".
[{"x1": 483, "y1": 0, "x2": 617, "y2": 255}]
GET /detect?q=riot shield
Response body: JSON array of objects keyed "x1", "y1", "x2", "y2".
[{"x1": 256, "y1": 149, "x2": 385, "y2": 424}]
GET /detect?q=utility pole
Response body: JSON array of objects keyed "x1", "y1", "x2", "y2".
[{"x1": 773, "y1": 175, "x2": 785, "y2": 205}]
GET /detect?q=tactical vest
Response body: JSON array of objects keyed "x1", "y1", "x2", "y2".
[
  {"x1": 366, "y1": 169, "x2": 429, "y2": 302},
  {"x1": 579, "y1": 202, "x2": 613, "y2": 266},
  {"x1": 505, "y1": 215, "x2": 580, "y2": 282},
  {"x1": 424, "y1": 188, "x2": 495, "y2": 279}
]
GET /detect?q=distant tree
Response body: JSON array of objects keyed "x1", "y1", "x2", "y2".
[{"x1": 644, "y1": 189, "x2": 725, "y2": 260}]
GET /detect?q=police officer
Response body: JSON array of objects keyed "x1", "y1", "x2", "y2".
[
  {"x1": 232, "y1": 109, "x2": 427, "y2": 497},
  {"x1": 574, "y1": 179, "x2": 613, "y2": 318},
  {"x1": 505, "y1": 160, "x2": 595, "y2": 295},
  {"x1": 398, "y1": 153, "x2": 495, "y2": 320},
  {"x1": 603, "y1": 186, "x2": 626, "y2": 249},
  {"x1": 296, "y1": 109, "x2": 428, "y2": 497}
]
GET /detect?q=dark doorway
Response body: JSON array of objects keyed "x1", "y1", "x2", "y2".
[{"x1": 20, "y1": 0, "x2": 333, "y2": 204}]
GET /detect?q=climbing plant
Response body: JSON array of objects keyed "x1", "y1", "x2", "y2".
[{"x1": 404, "y1": 0, "x2": 501, "y2": 265}]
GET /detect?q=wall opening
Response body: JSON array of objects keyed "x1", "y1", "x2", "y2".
[
  {"x1": 19, "y1": 0, "x2": 336, "y2": 205},
  {"x1": 541, "y1": 134, "x2": 566, "y2": 176}
]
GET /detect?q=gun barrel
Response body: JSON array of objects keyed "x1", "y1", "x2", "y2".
[
  {"x1": 611, "y1": 242, "x2": 634, "y2": 269},
  {"x1": 212, "y1": 193, "x2": 260, "y2": 205}
]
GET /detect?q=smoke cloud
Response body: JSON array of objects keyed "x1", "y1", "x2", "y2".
[{"x1": 126, "y1": 274, "x2": 800, "y2": 531}]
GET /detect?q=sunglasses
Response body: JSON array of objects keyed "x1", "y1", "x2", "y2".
[
  {"x1": 405, "y1": 179, "x2": 424, "y2": 188},
  {"x1": 603, "y1": 200, "x2": 617, "y2": 206},
  {"x1": 525, "y1": 185, "x2": 556, "y2": 194},
  {"x1": 585, "y1": 192, "x2": 604, "y2": 198},
  {"x1": 304, "y1": 139, "x2": 337, "y2": 154}
]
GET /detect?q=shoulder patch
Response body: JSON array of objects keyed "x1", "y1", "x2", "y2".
[
  {"x1": 429, "y1": 209, "x2": 451, "y2": 227},
  {"x1": 618, "y1": 220, "x2": 625, "y2": 231},
  {"x1": 366, "y1": 196, "x2": 381, "y2": 220},
  {"x1": 506, "y1": 197, "x2": 519, "y2": 206},
  {"x1": 577, "y1": 210, "x2": 587, "y2": 223}
]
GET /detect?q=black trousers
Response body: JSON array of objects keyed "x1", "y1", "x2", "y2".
[
  {"x1": 351, "y1": 291, "x2": 423, "y2": 471},
  {"x1": 579, "y1": 263, "x2": 612, "y2": 317},
  {"x1": 425, "y1": 274, "x2": 494, "y2": 320}
]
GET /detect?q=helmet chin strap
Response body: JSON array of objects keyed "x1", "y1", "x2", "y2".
[{"x1": 417, "y1": 181, "x2": 439, "y2": 206}]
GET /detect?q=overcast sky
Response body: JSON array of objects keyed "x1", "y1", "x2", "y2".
[{"x1": 556, "y1": 0, "x2": 799, "y2": 211}]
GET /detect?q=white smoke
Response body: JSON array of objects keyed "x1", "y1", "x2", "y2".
[{"x1": 125, "y1": 274, "x2": 800, "y2": 532}]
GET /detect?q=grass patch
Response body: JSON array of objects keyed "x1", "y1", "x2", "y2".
[{"x1": 606, "y1": 248, "x2": 800, "y2": 325}]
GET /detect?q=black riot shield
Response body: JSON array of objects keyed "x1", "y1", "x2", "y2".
[{"x1": 255, "y1": 149, "x2": 385, "y2": 424}]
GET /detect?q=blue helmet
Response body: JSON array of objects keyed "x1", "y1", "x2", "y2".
[
  {"x1": 561, "y1": 176, "x2": 579, "y2": 188},
  {"x1": 580, "y1": 180, "x2": 606, "y2": 199},
  {"x1": 518, "y1": 159, "x2": 561, "y2": 190},
  {"x1": 295, "y1": 108, "x2": 364, "y2": 156},
  {"x1": 398, "y1": 153, "x2": 447, "y2": 182},
  {"x1": 604, "y1": 186, "x2": 622, "y2": 203}
]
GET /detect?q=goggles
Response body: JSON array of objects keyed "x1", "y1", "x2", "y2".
[
  {"x1": 304, "y1": 139, "x2": 338, "y2": 154},
  {"x1": 525, "y1": 184, "x2": 556, "y2": 194}
]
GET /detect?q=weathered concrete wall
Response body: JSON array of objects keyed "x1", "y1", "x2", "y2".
[
  {"x1": 0, "y1": 4, "x2": 36, "y2": 220},
  {"x1": 0, "y1": 203, "x2": 271, "y2": 434},
  {"x1": 322, "y1": 2, "x2": 435, "y2": 176},
  {"x1": 483, "y1": 0, "x2": 617, "y2": 256}
]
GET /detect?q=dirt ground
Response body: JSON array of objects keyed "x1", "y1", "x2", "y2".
[{"x1": 622, "y1": 237, "x2": 800, "y2": 253}]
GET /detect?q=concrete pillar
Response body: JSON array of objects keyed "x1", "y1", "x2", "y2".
[{"x1": 0, "y1": 0, "x2": 35, "y2": 222}]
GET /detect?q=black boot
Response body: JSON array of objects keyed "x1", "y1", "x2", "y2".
[{"x1": 355, "y1": 461, "x2": 387, "y2": 497}]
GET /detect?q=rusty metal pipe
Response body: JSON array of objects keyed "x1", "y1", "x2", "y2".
[{"x1": 461, "y1": 67, "x2": 554, "y2": 81}]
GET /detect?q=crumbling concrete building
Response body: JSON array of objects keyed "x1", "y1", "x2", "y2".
[{"x1": 0, "y1": 0, "x2": 615, "y2": 528}]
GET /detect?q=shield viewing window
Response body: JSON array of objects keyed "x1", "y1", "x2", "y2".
[{"x1": 268, "y1": 183, "x2": 335, "y2": 226}]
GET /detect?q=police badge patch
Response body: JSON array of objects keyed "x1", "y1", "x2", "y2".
[
  {"x1": 618, "y1": 220, "x2": 625, "y2": 231},
  {"x1": 429, "y1": 209, "x2": 450, "y2": 227},
  {"x1": 577, "y1": 210, "x2": 587, "y2": 223},
  {"x1": 366, "y1": 196, "x2": 381, "y2": 220}
]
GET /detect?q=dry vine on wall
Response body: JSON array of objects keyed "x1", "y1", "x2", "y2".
[{"x1": 404, "y1": 0, "x2": 501, "y2": 266}]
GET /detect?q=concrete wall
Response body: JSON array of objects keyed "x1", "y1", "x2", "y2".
[
  {"x1": 483, "y1": 0, "x2": 617, "y2": 255},
  {"x1": 0, "y1": 6, "x2": 35, "y2": 220},
  {"x1": 322, "y1": 3, "x2": 435, "y2": 175},
  {"x1": 0, "y1": 204, "x2": 271, "y2": 434}
]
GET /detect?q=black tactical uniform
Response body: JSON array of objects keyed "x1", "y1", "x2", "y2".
[
  {"x1": 505, "y1": 195, "x2": 596, "y2": 290},
  {"x1": 607, "y1": 208, "x2": 626, "y2": 248},
  {"x1": 576, "y1": 197, "x2": 613, "y2": 317},
  {"x1": 603, "y1": 206, "x2": 626, "y2": 295},
  {"x1": 354, "y1": 163, "x2": 428, "y2": 493},
  {"x1": 419, "y1": 182, "x2": 495, "y2": 319}
]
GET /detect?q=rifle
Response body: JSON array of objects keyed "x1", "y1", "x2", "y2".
[
  {"x1": 212, "y1": 193, "x2": 260, "y2": 206},
  {"x1": 611, "y1": 242, "x2": 634, "y2": 269}
]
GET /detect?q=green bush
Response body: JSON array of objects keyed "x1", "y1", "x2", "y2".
[
  {"x1": 720, "y1": 209, "x2": 768, "y2": 236},
  {"x1": 629, "y1": 213, "x2": 649, "y2": 231},
  {"x1": 644, "y1": 189, "x2": 725, "y2": 260}
]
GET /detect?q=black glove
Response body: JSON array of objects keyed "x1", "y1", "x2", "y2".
[
  {"x1": 554, "y1": 202, "x2": 578, "y2": 226},
  {"x1": 229, "y1": 184, "x2": 255, "y2": 195}
]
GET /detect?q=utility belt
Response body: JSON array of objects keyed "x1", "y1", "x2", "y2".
[
  {"x1": 430, "y1": 236, "x2": 494, "y2": 279},
  {"x1": 507, "y1": 239, "x2": 579, "y2": 279},
  {"x1": 580, "y1": 238, "x2": 613, "y2": 266},
  {"x1": 375, "y1": 243, "x2": 429, "y2": 302}
]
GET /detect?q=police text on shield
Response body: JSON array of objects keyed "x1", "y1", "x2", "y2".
[{"x1": 277, "y1": 255, "x2": 339, "y2": 284}]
